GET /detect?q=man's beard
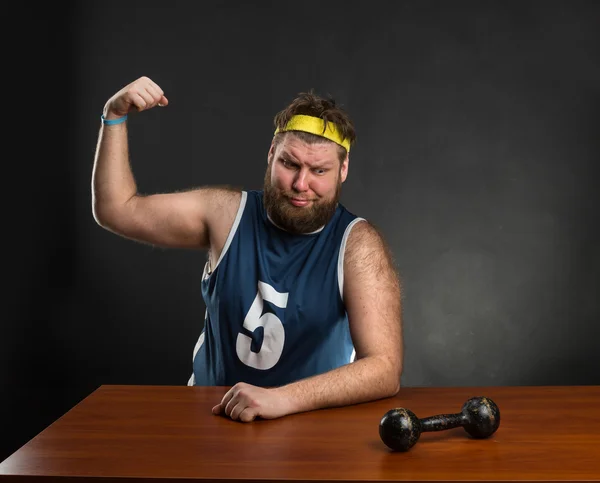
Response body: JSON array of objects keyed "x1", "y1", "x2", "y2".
[{"x1": 263, "y1": 163, "x2": 341, "y2": 234}]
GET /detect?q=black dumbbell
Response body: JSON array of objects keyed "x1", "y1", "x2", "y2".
[{"x1": 379, "y1": 396, "x2": 501, "y2": 451}]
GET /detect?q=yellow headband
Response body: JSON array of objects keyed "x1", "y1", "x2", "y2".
[{"x1": 274, "y1": 114, "x2": 351, "y2": 152}]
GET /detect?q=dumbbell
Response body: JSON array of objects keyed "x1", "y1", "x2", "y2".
[{"x1": 379, "y1": 396, "x2": 500, "y2": 451}]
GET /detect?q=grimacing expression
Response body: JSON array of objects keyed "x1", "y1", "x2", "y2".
[{"x1": 263, "y1": 134, "x2": 348, "y2": 234}]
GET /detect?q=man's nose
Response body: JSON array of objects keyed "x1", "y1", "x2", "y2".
[{"x1": 293, "y1": 170, "x2": 309, "y2": 192}]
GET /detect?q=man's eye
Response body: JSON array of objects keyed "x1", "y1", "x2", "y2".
[
  {"x1": 314, "y1": 169, "x2": 326, "y2": 175},
  {"x1": 282, "y1": 160, "x2": 296, "y2": 168}
]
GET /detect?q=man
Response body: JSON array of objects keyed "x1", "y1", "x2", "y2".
[{"x1": 92, "y1": 76, "x2": 403, "y2": 423}]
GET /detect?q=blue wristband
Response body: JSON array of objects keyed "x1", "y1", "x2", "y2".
[{"x1": 101, "y1": 114, "x2": 128, "y2": 125}]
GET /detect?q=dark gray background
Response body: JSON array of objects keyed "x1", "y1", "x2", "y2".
[{"x1": 3, "y1": 0, "x2": 599, "y2": 464}]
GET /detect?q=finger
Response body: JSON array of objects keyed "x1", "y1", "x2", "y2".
[
  {"x1": 147, "y1": 78, "x2": 164, "y2": 96},
  {"x1": 211, "y1": 404, "x2": 221, "y2": 415},
  {"x1": 239, "y1": 407, "x2": 258, "y2": 423},
  {"x1": 217, "y1": 388, "x2": 236, "y2": 414},
  {"x1": 136, "y1": 88, "x2": 157, "y2": 110},
  {"x1": 224, "y1": 394, "x2": 240, "y2": 417},
  {"x1": 129, "y1": 92, "x2": 149, "y2": 112},
  {"x1": 145, "y1": 84, "x2": 164, "y2": 106},
  {"x1": 229, "y1": 401, "x2": 248, "y2": 421},
  {"x1": 145, "y1": 79, "x2": 168, "y2": 107}
]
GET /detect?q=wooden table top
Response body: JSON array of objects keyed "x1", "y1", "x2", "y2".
[{"x1": 1, "y1": 385, "x2": 599, "y2": 482}]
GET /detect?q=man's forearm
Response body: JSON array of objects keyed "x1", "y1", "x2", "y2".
[
  {"x1": 92, "y1": 121, "x2": 138, "y2": 224},
  {"x1": 276, "y1": 356, "x2": 401, "y2": 415}
]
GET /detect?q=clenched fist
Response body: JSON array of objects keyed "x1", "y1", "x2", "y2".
[
  {"x1": 212, "y1": 382, "x2": 294, "y2": 422},
  {"x1": 103, "y1": 76, "x2": 169, "y2": 120}
]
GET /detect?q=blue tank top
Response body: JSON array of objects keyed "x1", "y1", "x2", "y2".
[{"x1": 188, "y1": 190, "x2": 365, "y2": 387}]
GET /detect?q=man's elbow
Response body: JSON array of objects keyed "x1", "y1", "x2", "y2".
[
  {"x1": 92, "y1": 196, "x2": 116, "y2": 227},
  {"x1": 92, "y1": 204, "x2": 120, "y2": 232},
  {"x1": 92, "y1": 196, "x2": 135, "y2": 232},
  {"x1": 382, "y1": 356, "x2": 402, "y2": 397},
  {"x1": 389, "y1": 377, "x2": 400, "y2": 396}
]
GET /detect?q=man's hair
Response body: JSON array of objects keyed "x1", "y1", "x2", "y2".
[{"x1": 272, "y1": 90, "x2": 356, "y2": 162}]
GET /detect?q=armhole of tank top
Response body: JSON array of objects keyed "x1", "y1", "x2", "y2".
[
  {"x1": 207, "y1": 191, "x2": 248, "y2": 276},
  {"x1": 337, "y1": 217, "x2": 366, "y2": 302}
]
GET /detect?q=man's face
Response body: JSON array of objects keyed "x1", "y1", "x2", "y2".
[{"x1": 263, "y1": 134, "x2": 349, "y2": 234}]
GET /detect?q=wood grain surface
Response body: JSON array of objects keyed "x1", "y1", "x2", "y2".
[{"x1": 1, "y1": 385, "x2": 599, "y2": 482}]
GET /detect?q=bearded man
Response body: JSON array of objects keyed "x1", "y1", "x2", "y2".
[{"x1": 92, "y1": 76, "x2": 403, "y2": 422}]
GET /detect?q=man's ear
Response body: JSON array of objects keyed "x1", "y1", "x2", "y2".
[
  {"x1": 340, "y1": 155, "x2": 349, "y2": 183},
  {"x1": 268, "y1": 140, "x2": 276, "y2": 163}
]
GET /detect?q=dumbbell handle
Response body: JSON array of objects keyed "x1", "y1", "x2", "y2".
[{"x1": 421, "y1": 413, "x2": 467, "y2": 432}]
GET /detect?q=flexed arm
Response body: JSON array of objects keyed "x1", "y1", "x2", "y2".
[
  {"x1": 93, "y1": 76, "x2": 168, "y2": 220},
  {"x1": 92, "y1": 76, "x2": 239, "y2": 251}
]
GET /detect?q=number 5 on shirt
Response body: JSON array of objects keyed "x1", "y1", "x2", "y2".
[{"x1": 236, "y1": 281, "x2": 288, "y2": 370}]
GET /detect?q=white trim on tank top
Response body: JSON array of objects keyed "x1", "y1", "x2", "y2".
[
  {"x1": 203, "y1": 191, "x2": 248, "y2": 279},
  {"x1": 337, "y1": 217, "x2": 366, "y2": 364},
  {"x1": 337, "y1": 217, "x2": 366, "y2": 302}
]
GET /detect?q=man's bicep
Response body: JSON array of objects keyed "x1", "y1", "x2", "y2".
[
  {"x1": 343, "y1": 221, "x2": 403, "y2": 365},
  {"x1": 111, "y1": 187, "x2": 240, "y2": 249}
]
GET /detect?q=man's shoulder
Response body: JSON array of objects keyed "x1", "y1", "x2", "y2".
[
  {"x1": 344, "y1": 219, "x2": 393, "y2": 266},
  {"x1": 346, "y1": 219, "x2": 378, "y2": 244},
  {"x1": 199, "y1": 185, "x2": 244, "y2": 204}
]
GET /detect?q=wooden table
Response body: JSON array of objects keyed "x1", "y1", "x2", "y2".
[{"x1": 1, "y1": 385, "x2": 599, "y2": 482}]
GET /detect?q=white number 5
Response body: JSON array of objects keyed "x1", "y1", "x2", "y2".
[{"x1": 236, "y1": 281, "x2": 288, "y2": 370}]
